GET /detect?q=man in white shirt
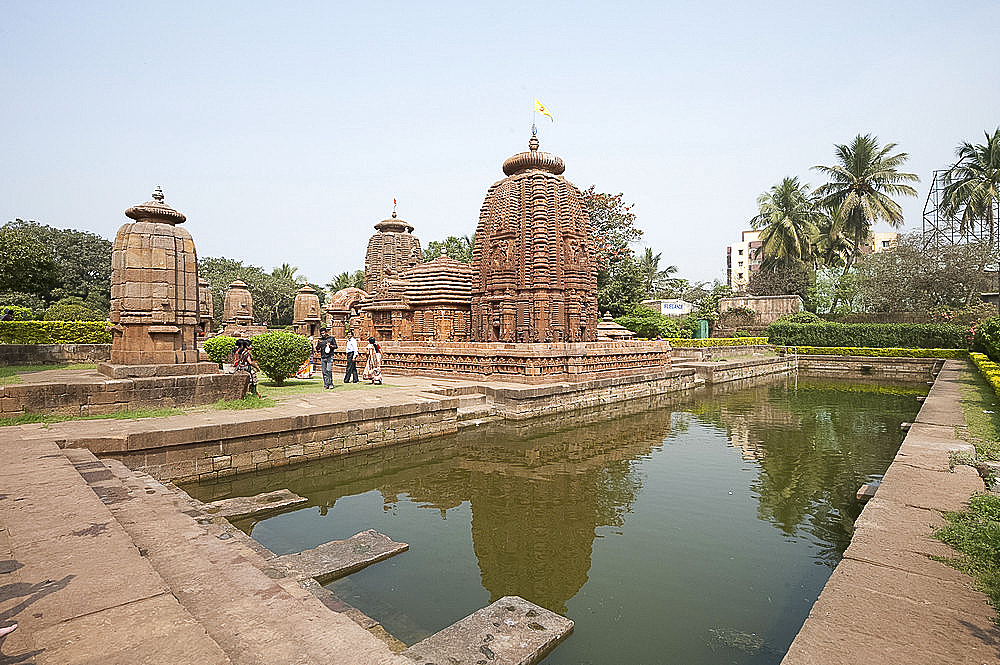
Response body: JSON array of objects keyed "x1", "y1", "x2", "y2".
[{"x1": 344, "y1": 332, "x2": 359, "y2": 383}]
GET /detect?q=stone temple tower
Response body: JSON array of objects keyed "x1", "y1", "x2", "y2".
[
  {"x1": 470, "y1": 130, "x2": 598, "y2": 342},
  {"x1": 364, "y1": 211, "x2": 423, "y2": 294},
  {"x1": 107, "y1": 187, "x2": 201, "y2": 366}
]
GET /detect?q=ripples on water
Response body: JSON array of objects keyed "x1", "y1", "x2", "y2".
[{"x1": 183, "y1": 376, "x2": 925, "y2": 665}]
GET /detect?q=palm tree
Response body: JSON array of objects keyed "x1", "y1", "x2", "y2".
[
  {"x1": 942, "y1": 128, "x2": 1000, "y2": 236},
  {"x1": 271, "y1": 263, "x2": 305, "y2": 284},
  {"x1": 636, "y1": 248, "x2": 678, "y2": 297},
  {"x1": 812, "y1": 204, "x2": 852, "y2": 269},
  {"x1": 942, "y1": 128, "x2": 1000, "y2": 312},
  {"x1": 812, "y1": 134, "x2": 920, "y2": 271},
  {"x1": 750, "y1": 176, "x2": 821, "y2": 268}
]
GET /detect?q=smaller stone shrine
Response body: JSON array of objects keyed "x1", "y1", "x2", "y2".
[
  {"x1": 326, "y1": 287, "x2": 369, "y2": 339},
  {"x1": 104, "y1": 187, "x2": 206, "y2": 371},
  {"x1": 362, "y1": 255, "x2": 473, "y2": 341},
  {"x1": 292, "y1": 285, "x2": 323, "y2": 337},
  {"x1": 364, "y1": 210, "x2": 423, "y2": 293},
  {"x1": 220, "y1": 280, "x2": 267, "y2": 337},
  {"x1": 198, "y1": 277, "x2": 213, "y2": 336}
]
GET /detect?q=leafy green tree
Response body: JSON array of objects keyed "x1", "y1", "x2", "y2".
[
  {"x1": 203, "y1": 335, "x2": 237, "y2": 364},
  {"x1": 812, "y1": 207, "x2": 852, "y2": 269},
  {"x1": 750, "y1": 177, "x2": 821, "y2": 268},
  {"x1": 424, "y1": 235, "x2": 474, "y2": 263},
  {"x1": 271, "y1": 263, "x2": 306, "y2": 284},
  {"x1": 583, "y1": 187, "x2": 644, "y2": 315},
  {"x1": 747, "y1": 261, "x2": 814, "y2": 304},
  {"x1": 249, "y1": 331, "x2": 312, "y2": 385},
  {"x1": 581, "y1": 187, "x2": 643, "y2": 269},
  {"x1": 636, "y1": 248, "x2": 677, "y2": 298},
  {"x1": 854, "y1": 232, "x2": 997, "y2": 312},
  {"x1": 812, "y1": 134, "x2": 919, "y2": 278},
  {"x1": 0, "y1": 225, "x2": 59, "y2": 298},
  {"x1": 327, "y1": 270, "x2": 366, "y2": 293},
  {"x1": 0, "y1": 292, "x2": 47, "y2": 319},
  {"x1": 0, "y1": 220, "x2": 112, "y2": 313},
  {"x1": 43, "y1": 302, "x2": 104, "y2": 321},
  {"x1": 198, "y1": 256, "x2": 298, "y2": 326},
  {"x1": 597, "y1": 254, "x2": 644, "y2": 317}
]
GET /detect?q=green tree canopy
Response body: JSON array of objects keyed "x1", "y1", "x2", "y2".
[
  {"x1": 424, "y1": 235, "x2": 474, "y2": 263},
  {"x1": 0, "y1": 220, "x2": 112, "y2": 313},
  {"x1": 198, "y1": 256, "x2": 300, "y2": 326},
  {"x1": 326, "y1": 270, "x2": 365, "y2": 293}
]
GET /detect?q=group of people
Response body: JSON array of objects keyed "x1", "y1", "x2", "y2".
[
  {"x1": 315, "y1": 328, "x2": 382, "y2": 389},
  {"x1": 232, "y1": 328, "x2": 383, "y2": 398}
]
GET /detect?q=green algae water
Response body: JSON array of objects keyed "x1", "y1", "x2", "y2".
[{"x1": 183, "y1": 377, "x2": 926, "y2": 665}]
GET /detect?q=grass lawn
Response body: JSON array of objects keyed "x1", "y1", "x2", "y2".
[{"x1": 956, "y1": 362, "x2": 1000, "y2": 461}]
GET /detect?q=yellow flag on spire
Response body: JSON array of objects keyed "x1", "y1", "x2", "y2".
[{"x1": 534, "y1": 98, "x2": 554, "y2": 121}]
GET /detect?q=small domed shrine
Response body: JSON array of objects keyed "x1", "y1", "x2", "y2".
[
  {"x1": 470, "y1": 129, "x2": 598, "y2": 343},
  {"x1": 364, "y1": 211, "x2": 423, "y2": 293},
  {"x1": 292, "y1": 284, "x2": 323, "y2": 337},
  {"x1": 222, "y1": 280, "x2": 255, "y2": 326},
  {"x1": 107, "y1": 187, "x2": 201, "y2": 365}
]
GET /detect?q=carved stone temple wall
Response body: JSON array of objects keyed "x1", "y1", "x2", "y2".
[{"x1": 470, "y1": 131, "x2": 599, "y2": 343}]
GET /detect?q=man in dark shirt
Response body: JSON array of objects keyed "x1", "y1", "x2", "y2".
[{"x1": 317, "y1": 327, "x2": 338, "y2": 389}]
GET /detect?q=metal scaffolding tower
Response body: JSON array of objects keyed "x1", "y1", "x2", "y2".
[{"x1": 922, "y1": 169, "x2": 1000, "y2": 256}]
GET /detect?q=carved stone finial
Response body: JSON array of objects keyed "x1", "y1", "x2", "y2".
[{"x1": 152, "y1": 186, "x2": 165, "y2": 203}]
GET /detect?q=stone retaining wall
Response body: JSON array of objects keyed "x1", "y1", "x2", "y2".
[
  {"x1": 0, "y1": 372, "x2": 246, "y2": 418},
  {"x1": 78, "y1": 399, "x2": 462, "y2": 482},
  {"x1": 0, "y1": 343, "x2": 111, "y2": 365},
  {"x1": 675, "y1": 356, "x2": 796, "y2": 383},
  {"x1": 794, "y1": 354, "x2": 943, "y2": 381}
]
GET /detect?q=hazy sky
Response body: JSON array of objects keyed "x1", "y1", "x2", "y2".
[{"x1": 3, "y1": 1, "x2": 998, "y2": 288}]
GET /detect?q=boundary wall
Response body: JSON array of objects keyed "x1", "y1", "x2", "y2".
[{"x1": 0, "y1": 343, "x2": 110, "y2": 365}]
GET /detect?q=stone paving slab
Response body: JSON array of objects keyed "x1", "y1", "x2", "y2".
[
  {"x1": 783, "y1": 559, "x2": 1000, "y2": 665},
  {"x1": 272, "y1": 529, "x2": 409, "y2": 582},
  {"x1": 101, "y1": 459, "x2": 410, "y2": 665},
  {"x1": 201, "y1": 488, "x2": 308, "y2": 519},
  {"x1": 0, "y1": 430, "x2": 230, "y2": 665},
  {"x1": 402, "y1": 596, "x2": 574, "y2": 665}
]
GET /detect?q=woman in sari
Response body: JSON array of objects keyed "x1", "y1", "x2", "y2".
[
  {"x1": 234, "y1": 337, "x2": 261, "y2": 396},
  {"x1": 361, "y1": 337, "x2": 382, "y2": 384}
]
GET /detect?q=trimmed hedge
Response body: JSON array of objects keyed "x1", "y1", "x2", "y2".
[
  {"x1": 971, "y1": 352, "x2": 1000, "y2": 401},
  {"x1": 974, "y1": 317, "x2": 1000, "y2": 362},
  {"x1": 249, "y1": 331, "x2": 312, "y2": 385},
  {"x1": 0, "y1": 321, "x2": 111, "y2": 344},
  {"x1": 766, "y1": 321, "x2": 970, "y2": 349},
  {"x1": 782, "y1": 346, "x2": 968, "y2": 359},
  {"x1": 666, "y1": 337, "x2": 768, "y2": 348}
]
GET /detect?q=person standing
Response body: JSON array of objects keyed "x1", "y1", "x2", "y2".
[
  {"x1": 362, "y1": 336, "x2": 382, "y2": 384},
  {"x1": 317, "y1": 327, "x2": 338, "y2": 389},
  {"x1": 344, "y1": 332, "x2": 359, "y2": 383}
]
